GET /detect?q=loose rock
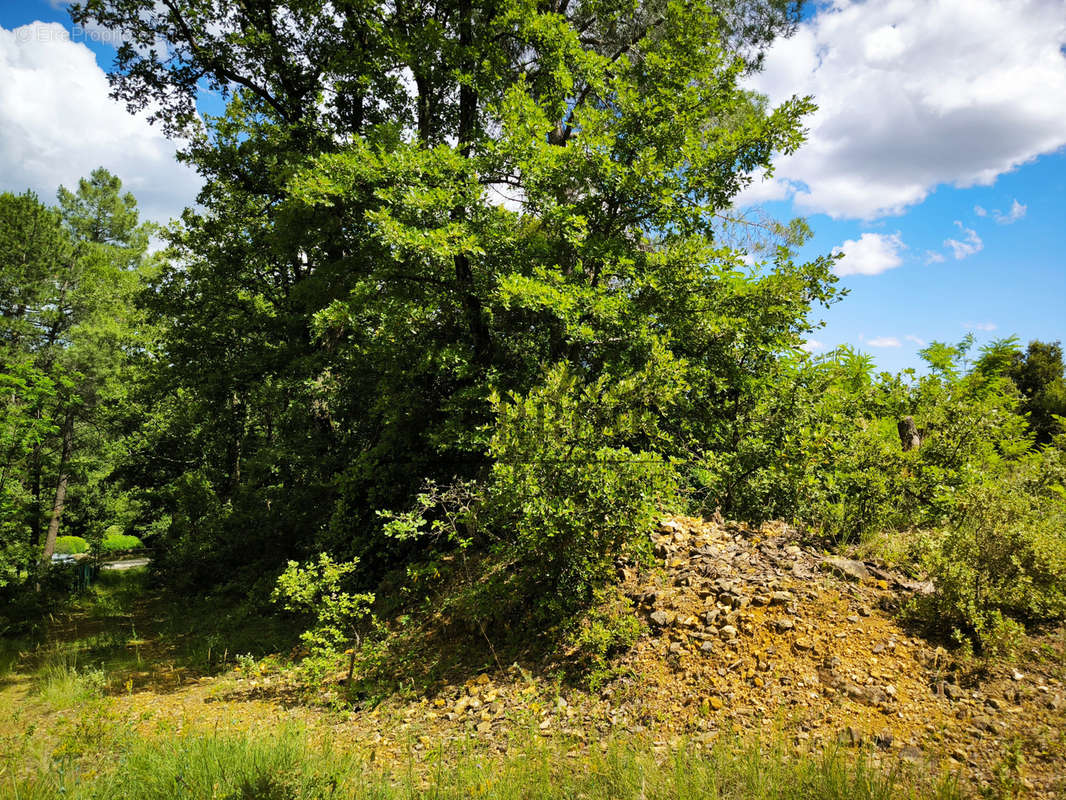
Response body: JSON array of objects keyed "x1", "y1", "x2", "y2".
[{"x1": 823, "y1": 558, "x2": 871, "y2": 583}]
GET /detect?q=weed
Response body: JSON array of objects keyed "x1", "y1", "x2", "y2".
[{"x1": 980, "y1": 740, "x2": 1026, "y2": 800}]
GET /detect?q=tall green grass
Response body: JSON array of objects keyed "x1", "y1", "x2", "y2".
[
  {"x1": 2, "y1": 726, "x2": 960, "y2": 800},
  {"x1": 33, "y1": 654, "x2": 107, "y2": 709}
]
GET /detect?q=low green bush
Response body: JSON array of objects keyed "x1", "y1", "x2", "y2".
[
  {"x1": 567, "y1": 586, "x2": 643, "y2": 689},
  {"x1": 914, "y1": 448, "x2": 1066, "y2": 651},
  {"x1": 272, "y1": 553, "x2": 375, "y2": 680},
  {"x1": 54, "y1": 536, "x2": 89, "y2": 555},
  {"x1": 100, "y1": 533, "x2": 144, "y2": 553},
  {"x1": 486, "y1": 364, "x2": 680, "y2": 618}
]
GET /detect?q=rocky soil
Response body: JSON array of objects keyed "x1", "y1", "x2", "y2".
[
  {"x1": 109, "y1": 515, "x2": 1066, "y2": 797},
  {"x1": 617, "y1": 516, "x2": 1065, "y2": 796}
]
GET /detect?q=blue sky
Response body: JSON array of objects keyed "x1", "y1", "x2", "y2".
[
  {"x1": 779, "y1": 151, "x2": 1066, "y2": 372},
  {"x1": 1, "y1": 0, "x2": 1064, "y2": 373}
]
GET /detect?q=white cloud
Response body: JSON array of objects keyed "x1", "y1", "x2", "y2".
[
  {"x1": 905, "y1": 334, "x2": 927, "y2": 347},
  {"x1": 735, "y1": 167, "x2": 792, "y2": 206},
  {"x1": 868, "y1": 337, "x2": 902, "y2": 348},
  {"x1": 0, "y1": 22, "x2": 199, "y2": 226},
  {"x1": 740, "y1": 0, "x2": 1066, "y2": 219},
  {"x1": 800, "y1": 339, "x2": 824, "y2": 352},
  {"x1": 967, "y1": 321, "x2": 998, "y2": 331},
  {"x1": 974, "y1": 205, "x2": 988, "y2": 217},
  {"x1": 994, "y1": 198, "x2": 1027, "y2": 224},
  {"x1": 924, "y1": 250, "x2": 946, "y2": 264},
  {"x1": 944, "y1": 221, "x2": 983, "y2": 260},
  {"x1": 831, "y1": 231, "x2": 906, "y2": 276}
]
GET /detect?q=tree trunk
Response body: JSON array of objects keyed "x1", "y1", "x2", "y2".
[
  {"x1": 451, "y1": 0, "x2": 492, "y2": 367},
  {"x1": 40, "y1": 409, "x2": 74, "y2": 563},
  {"x1": 897, "y1": 416, "x2": 921, "y2": 451},
  {"x1": 30, "y1": 443, "x2": 42, "y2": 545},
  {"x1": 224, "y1": 393, "x2": 245, "y2": 501}
]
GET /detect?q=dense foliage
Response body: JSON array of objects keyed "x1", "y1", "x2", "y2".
[
  {"x1": 52, "y1": 536, "x2": 89, "y2": 556},
  {"x1": 62, "y1": 0, "x2": 834, "y2": 608},
  {"x1": 100, "y1": 532, "x2": 145, "y2": 553},
  {"x1": 775, "y1": 339, "x2": 1066, "y2": 648},
  {"x1": 1, "y1": 0, "x2": 1062, "y2": 659}
]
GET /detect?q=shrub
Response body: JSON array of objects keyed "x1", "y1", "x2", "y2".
[
  {"x1": 54, "y1": 536, "x2": 89, "y2": 555},
  {"x1": 567, "y1": 586, "x2": 643, "y2": 689},
  {"x1": 775, "y1": 342, "x2": 1033, "y2": 543},
  {"x1": 272, "y1": 554, "x2": 375, "y2": 677},
  {"x1": 916, "y1": 448, "x2": 1066, "y2": 650},
  {"x1": 486, "y1": 364, "x2": 681, "y2": 617},
  {"x1": 100, "y1": 533, "x2": 144, "y2": 553}
]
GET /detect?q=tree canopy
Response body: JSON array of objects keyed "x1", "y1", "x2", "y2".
[{"x1": 63, "y1": 0, "x2": 837, "y2": 604}]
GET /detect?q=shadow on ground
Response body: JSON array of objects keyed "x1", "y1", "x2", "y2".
[{"x1": 0, "y1": 568, "x2": 301, "y2": 696}]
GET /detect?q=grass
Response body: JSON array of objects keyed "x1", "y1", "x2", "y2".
[
  {"x1": 0, "y1": 723, "x2": 962, "y2": 800},
  {"x1": 33, "y1": 655, "x2": 107, "y2": 709}
]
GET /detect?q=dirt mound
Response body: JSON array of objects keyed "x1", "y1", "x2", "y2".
[{"x1": 616, "y1": 515, "x2": 1064, "y2": 795}]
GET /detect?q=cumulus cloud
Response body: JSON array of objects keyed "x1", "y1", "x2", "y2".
[
  {"x1": 735, "y1": 167, "x2": 791, "y2": 206},
  {"x1": 944, "y1": 221, "x2": 983, "y2": 260},
  {"x1": 867, "y1": 337, "x2": 902, "y2": 348},
  {"x1": 0, "y1": 22, "x2": 199, "y2": 226},
  {"x1": 994, "y1": 199, "x2": 1027, "y2": 224},
  {"x1": 801, "y1": 339, "x2": 824, "y2": 352},
  {"x1": 974, "y1": 205, "x2": 988, "y2": 217},
  {"x1": 738, "y1": 0, "x2": 1066, "y2": 219},
  {"x1": 831, "y1": 231, "x2": 906, "y2": 276}
]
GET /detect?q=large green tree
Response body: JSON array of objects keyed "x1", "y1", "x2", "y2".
[
  {"x1": 977, "y1": 337, "x2": 1066, "y2": 445},
  {"x1": 72, "y1": 0, "x2": 837, "y2": 600},
  {"x1": 1008, "y1": 340, "x2": 1066, "y2": 445}
]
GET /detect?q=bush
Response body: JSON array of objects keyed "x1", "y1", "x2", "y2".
[
  {"x1": 54, "y1": 536, "x2": 89, "y2": 555},
  {"x1": 778, "y1": 342, "x2": 1032, "y2": 541},
  {"x1": 567, "y1": 586, "x2": 643, "y2": 689},
  {"x1": 915, "y1": 448, "x2": 1066, "y2": 650},
  {"x1": 486, "y1": 364, "x2": 681, "y2": 617},
  {"x1": 100, "y1": 533, "x2": 144, "y2": 553},
  {"x1": 272, "y1": 554, "x2": 375, "y2": 678}
]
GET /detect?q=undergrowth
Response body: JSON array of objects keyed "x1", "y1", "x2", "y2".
[{"x1": 34, "y1": 655, "x2": 108, "y2": 709}]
